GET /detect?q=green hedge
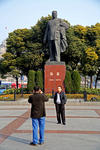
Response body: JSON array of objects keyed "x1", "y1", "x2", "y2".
[
  {"x1": 36, "y1": 70, "x2": 43, "y2": 90},
  {"x1": 27, "y1": 70, "x2": 36, "y2": 92},
  {"x1": 71, "y1": 70, "x2": 81, "y2": 93},
  {"x1": 64, "y1": 71, "x2": 72, "y2": 93}
]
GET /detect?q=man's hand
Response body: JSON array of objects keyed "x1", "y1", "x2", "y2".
[{"x1": 39, "y1": 89, "x2": 43, "y2": 94}]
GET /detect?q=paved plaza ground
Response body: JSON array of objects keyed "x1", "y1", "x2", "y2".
[{"x1": 0, "y1": 99, "x2": 100, "y2": 150}]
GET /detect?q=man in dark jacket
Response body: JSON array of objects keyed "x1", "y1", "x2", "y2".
[
  {"x1": 28, "y1": 86, "x2": 48, "y2": 146},
  {"x1": 54, "y1": 86, "x2": 67, "y2": 125}
]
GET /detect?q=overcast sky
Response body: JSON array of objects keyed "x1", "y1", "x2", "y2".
[{"x1": 0, "y1": 0, "x2": 100, "y2": 44}]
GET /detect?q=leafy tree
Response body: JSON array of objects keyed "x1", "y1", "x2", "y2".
[
  {"x1": 74, "y1": 25, "x2": 87, "y2": 44},
  {"x1": 0, "y1": 59, "x2": 10, "y2": 78},
  {"x1": 94, "y1": 23, "x2": 100, "y2": 88},
  {"x1": 2, "y1": 28, "x2": 44, "y2": 76},
  {"x1": 1, "y1": 53, "x2": 20, "y2": 88},
  {"x1": 62, "y1": 26, "x2": 86, "y2": 70},
  {"x1": 31, "y1": 15, "x2": 52, "y2": 43},
  {"x1": 80, "y1": 24, "x2": 100, "y2": 88},
  {"x1": 81, "y1": 47, "x2": 98, "y2": 88}
]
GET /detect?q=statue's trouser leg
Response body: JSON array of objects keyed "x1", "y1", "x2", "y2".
[
  {"x1": 55, "y1": 40, "x2": 60, "y2": 62},
  {"x1": 49, "y1": 40, "x2": 55, "y2": 61}
]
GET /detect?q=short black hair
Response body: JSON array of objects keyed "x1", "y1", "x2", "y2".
[
  {"x1": 58, "y1": 86, "x2": 62, "y2": 89},
  {"x1": 34, "y1": 86, "x2": 40, "y2": 92}
]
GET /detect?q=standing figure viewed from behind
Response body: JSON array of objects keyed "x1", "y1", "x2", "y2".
[
  {"x1": 28, "y1": 86, "x2": 48, "y2": 146},
  {"x1": 43, "y1": 10, "x2": 69, "y2": 62},
  {"x1": 54, "y1": 86, "x2": 67, "y2": 125}
]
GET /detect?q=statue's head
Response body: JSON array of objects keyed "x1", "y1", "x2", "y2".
[{"x1": 52, "y1": 11, "x2": 57, "y2": 19}]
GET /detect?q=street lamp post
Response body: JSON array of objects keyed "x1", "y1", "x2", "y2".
[
  {"x1": 14, "y1": 88, "x2": 16, "y2": 101},
  {"x1": 21, "y1": 74, "x2": 24, "y2": 97}
]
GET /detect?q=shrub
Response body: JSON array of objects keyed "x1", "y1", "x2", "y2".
[
  {"x1": 36, "y1": 70, "x2": 43, "y2": 90},
  {"x1": 79, "y1": 88, "x2": 100, "y2": 95},
  {"x1": 64, "y1": 71, "x2": 72, "y2": 93},
  {"x1": 3, "y1": 88, "x2": 14, "y2": 94},
  {"x1": 71, "y1": 70, "x2": 81, "y2": 93},
  {"x1": 27, "y1": 70, "x2": 36, "y2": 92}
]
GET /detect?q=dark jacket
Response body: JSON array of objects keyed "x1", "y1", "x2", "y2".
[
  {"x1": 54, "y1": 91, "x2": 67, "y2": 104},
  {"x1": 28, "y1": 93, "x2": 48, "y2": 118}
]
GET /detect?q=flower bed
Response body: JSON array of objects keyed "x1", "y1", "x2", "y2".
[
  {"x1": 0, "y1": 93, "x2": 100, "y2": 101},
  {"x1": 87, "y1": 94, "x2": 100, "y2": 101},
  {"x1": 0, "y1": 94, "x2": 14, "y2": 101},
  {"x1": 66, "y1": 94, "x2": 83, "y2": 99},
  {"x1": 66, "y1": 94, "x2": 100, "y2": 101}
]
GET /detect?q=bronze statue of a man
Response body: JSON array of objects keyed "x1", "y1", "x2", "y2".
[{"x1": 43, "y1": 11, "x2": 69, "y2": 62}]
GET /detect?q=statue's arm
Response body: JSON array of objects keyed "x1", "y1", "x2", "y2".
[
  {"x1": 43, "y1": 23, "x2": 49, "y2": 44},
  {"x1": 60, "y1": 20, "x2": 69, "y2": 29}
]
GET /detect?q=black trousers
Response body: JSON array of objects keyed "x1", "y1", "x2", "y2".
[
  {"x1": 55, "y1": 104, "x2": 65, "y2": 124},
  {"x1": 49, "y1": 40, "x2": 60, "y2": 62}
]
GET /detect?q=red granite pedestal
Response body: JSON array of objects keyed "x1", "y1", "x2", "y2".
[{"x1": 44, "y1": 61, "x2": 66, "y2": 93}]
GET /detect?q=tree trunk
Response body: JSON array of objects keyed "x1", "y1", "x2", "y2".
[
  {"x1": 95, "y1": 78, "x2": 97, "y2": 89},
  {"x1": 85, "y1": 76, "x2": 86, "y2": 88},
  {"x1": 95, "y1": 70, "x2": 100, "y2": 89},
  {"x1": 90, "y1": 76, "x2": 93, "y2": 89},
  {"x1": 16, "y1": 76, "x2": 18, "y2": 89}
]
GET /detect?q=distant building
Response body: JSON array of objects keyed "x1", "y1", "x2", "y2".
[{"x1": 0, "y1": 40, "x2": 7, "y2": 59}]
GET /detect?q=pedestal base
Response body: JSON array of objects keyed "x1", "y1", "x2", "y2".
[{"x1": 44, "y1": 61, "x2": 66, "y2": 93}]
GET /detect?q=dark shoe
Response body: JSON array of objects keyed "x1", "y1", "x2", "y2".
[
  {"x1": 62, "y1": 122, "x2": 66, "y2": 125},
  {"x1": 30, "y1": 142, "x2": 37, "y2": 146},
  {"x1": 39, "y1": 142, "x2": 44, "y2": 145}
]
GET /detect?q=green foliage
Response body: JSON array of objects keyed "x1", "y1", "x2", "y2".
[
  {"x1": 81, "y1": 24, "x2": 100, "y2": 75},
  {"x1": 64, "y1": 71, "x2": 72, "y2": 93},
  {"x1": 36, "y1": 70, "x2": 43, "y2": 90},
  {"x1": 79, "y1": 88, "x2": 100, "y2": 95},
  {"x1": 0, "y1": 59, "x2": 10, "y2": 78},
  {"x1": 3, "y1": 88, "x2": 14, "y2": 94},
  {"x1": 27, "y1": 70, "x2": 36, "y2": 92},
  {"x1": 31, "y1": 15, "x2": 52, "y2": 43},
  {"x1": 81, "y1": 46, "x2": 98, "y2": 77},
  {"x1": 3, "y1": 28, "x2": 44, "y2": 76},
  {"x1": 71, "y1": 70, "x2": 81, "y2": 93},
  {"x1": 61, "y1": 26, "x2": 86, "y2": 70}
]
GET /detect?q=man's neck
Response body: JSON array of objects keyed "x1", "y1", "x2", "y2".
[
  {"x1": 52, "y1": 17, "x2": 57, "y2": 20},
  {"x1": 58, "y1": 92, "x2": 61, "y2": 94}
]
